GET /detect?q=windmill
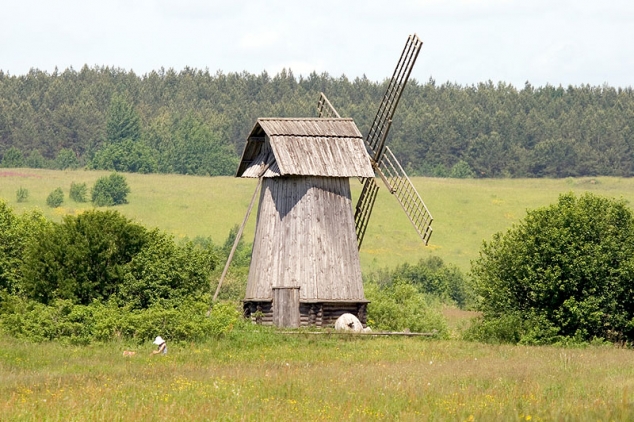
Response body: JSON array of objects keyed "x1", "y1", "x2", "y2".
[{"x1": 217, "y1": 34, "x2": 433, "y2": 328}]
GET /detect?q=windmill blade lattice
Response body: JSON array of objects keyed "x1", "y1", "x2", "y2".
[
  {"x1": 354, "y1": 34, "x2": 433, "y2": 248},
  {"x1": 365, "y1": 34, "x2": 422, "y2": 162},
  {"x1": 317, "y1": 92, "x2": 341, "y2": 118},
  {"x1": 353, "y1": 177, "x2": 380, "y2": 249},
  {"x1": 376, "y1": 146, "x2": 433, "y2": 245}
]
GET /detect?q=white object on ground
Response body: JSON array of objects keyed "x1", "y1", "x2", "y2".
[{"x1": 334, "y1": 313, "x2": 363, "y2": 332}]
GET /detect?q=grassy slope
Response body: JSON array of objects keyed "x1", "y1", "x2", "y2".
[{"x1": 3, "y1": 169, "x2": 634, "y2": 273}]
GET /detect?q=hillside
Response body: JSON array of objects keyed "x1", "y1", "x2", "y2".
[
  {"x1": 4, "y1": 170, "x2": 634, "y2": 273},
  {"x1": 2, "y1": 68, "x2": 634, "y2": 179}
]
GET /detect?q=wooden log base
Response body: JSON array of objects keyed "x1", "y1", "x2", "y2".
[{"x1": 243, "y1": 301, "x2": 368, "y2": 327}]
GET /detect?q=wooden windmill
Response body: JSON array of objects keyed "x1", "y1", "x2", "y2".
[{"x1": 217, "y1": 34, "x2": 433, "y2": 328}]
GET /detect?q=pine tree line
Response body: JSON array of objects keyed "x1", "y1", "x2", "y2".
[{"x1": 1, "y1": 66, "x2": 633, "y2": 177}]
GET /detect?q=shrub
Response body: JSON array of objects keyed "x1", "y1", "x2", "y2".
[
  {"x1": 21, "y1": 210, "x2": 149, "y2": 305},
  {"x1": 0, "y1": 294, "x2": 245, "y2": 344},
  {"x1": 450, "y1": 160, "x2": 475, "y2": 178},
  {"x1": 91, "y1": 140, "x2": 157, "y2": 173},
  {"x1": 0, "y1": 202, "x2": 49, "y2": 295},
  {"x1": 16, "y1": 187, "x2": 29, "y2": 203},
  {"x1": 46, "y1": 188, "x2": 64, "y2": 208},
  {"x1": 118, "y1": 231, "x2": 217, "y2": 309},
  {"x1": 25, "y1": 150, "x2": 48, "y2": 169},
  {"x1": 69, "y1": 182, "x2": 88, "y2": 202},
  {"x1": 20, "y1": 209, "x2": 218, "y2": 309},
  {"x1": 365, "y1": 257, "x2": 473, "y2": 309},
  {"x1": 1, "y1": 147, "x2": 25, "y2": 168},
  {"x1": 470, "y1": 192, "x2": 634, "y2": 344},
  {"x1": 365, "y1": 280, "x2": 448, "y2": 336},
  {"x1": 91, "y1": 173, "x2": 130, "y2": 206}
]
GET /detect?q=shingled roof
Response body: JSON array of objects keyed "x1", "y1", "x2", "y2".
[{"x1": 237, "y1": 118, "x2": 374, "y2": 178}]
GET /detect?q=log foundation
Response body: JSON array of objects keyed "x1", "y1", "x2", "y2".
[{"x1": 243, "y1": 300, "x2": 368, "y2": 327}]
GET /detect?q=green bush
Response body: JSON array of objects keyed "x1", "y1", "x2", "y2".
[
  {"x1": 91, "y1": 140, "x2": 157, "y2": 173},
  {"x1": 471, "y1": 192, "x2": 634, "y2": 344},
  {"x1": 0, "y1": 294, "x2": 245, "y2": 344},
  {"x1": 46, "y1": 187, "x2": 64, "y2": 208},
  {"x1": 365, "y1": 257, "x2": 473, "y2": 309},
  {"x1": 118, "y1": 231, "x2": 217, "y2": 309},
  {"x1": 69, "y1": 182, "x2": 88, "y2": 202},
  {"x1": 450, "y1": 160, "x2": 475, "y2": 178},
  {"x1": 16, "y1": 187, "x2": 29, "y2": 203},
  {"x1": 0, "y1": 202, "x2": 49, "y2": 295},
  {"x1": 25, "y1": 150, "x2": 48, "y2": 169},
  {"x1": 20, "y1": 209, "x2": 218, "y2": 308},
  {"x1": 91, "y1": 173, "x2": 130, "y2": 206},
  {"x1": 365, "y1": 280, "x2": 448, "y2": 336},
  {"x1": 21, "y1": 210, "x2": 149, "y2": 305},
  {"x1": 1, "y1": 147, "x2": 25, "y2": 168}
]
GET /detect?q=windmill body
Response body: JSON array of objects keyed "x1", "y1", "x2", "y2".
[
  {"x1": 237, "y1": 118, "x2": 374, "y2": 327},
  {"x1": 230, "y1": 34, "x2": 433, "y2": 328}
]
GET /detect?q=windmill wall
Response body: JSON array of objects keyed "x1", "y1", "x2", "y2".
[
  {"x1": 244, "y1": 175, "x2": 365, "y2": 296},
  {"x1": 237, "y1": 118, "x2": 374, "y2": 328}
]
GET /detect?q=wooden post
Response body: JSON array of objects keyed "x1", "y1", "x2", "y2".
[
  {"x1": 212, "y1": 163, "x2": 270, "y2": 304},
  {"x1": 272, "y1": 286, "x2": 300, "y2": 328}
]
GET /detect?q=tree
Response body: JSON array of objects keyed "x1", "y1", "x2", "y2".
[
  {"x1": 0, "y1": 201, "x2": 49, "y2": 295},
  {"x1": 21, "y1": 210, "x2": 148, "y2": 305},
  {"x1": 1, "y1": 147, "x2": 24, "y2": 168},
  {"x1": 54, "y1": 148, "x2": 80, "y2": 170},
  {"x1": 470, "y1": 192, "x2": 634, "y2": 344},
  {"x1": 46, "y1": 188, "x2": 64, "y2": 208},
  {"x1": 105, "y1": 94, "x2": 141, "y2": 144},
  {"x1": 69, "y1": 182, "x2": 88, "y2": 202},
  {"x1": 91, "y1": 173, "x2": 130, "y2": 206}
]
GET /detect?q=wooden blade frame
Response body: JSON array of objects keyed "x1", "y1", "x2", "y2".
[
  {"x1": 377, "y1": 146, "x2": 433, "y2": 245},
  {"x1": 355, "y1": 34, "x2": 433, "y2": 249},
  {"x1": 317, "y1": 92, "x2": 341, "y2": 118},
  {"x1": 366, "y1": 34, "x2": 422, "y2": 163}
]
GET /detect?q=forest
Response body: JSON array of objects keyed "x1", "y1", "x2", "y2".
[{"x1": 1, "y1": 65, "x2": 634, "y2": 178}]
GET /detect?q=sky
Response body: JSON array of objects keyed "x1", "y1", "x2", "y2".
[{"x1": 1, "y1": 0, "x2": 633, "y2": 88}]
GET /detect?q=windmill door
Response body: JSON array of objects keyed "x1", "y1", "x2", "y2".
[{"x1": 272, "y1": 286, "x2": 301, "y2": 328}]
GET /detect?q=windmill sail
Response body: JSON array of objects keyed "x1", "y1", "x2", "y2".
[
  {"x1": 317, "y1": 92, "x2": 341, "y2": 118},
  {"x1": 365, "y1": 34, "x2": 422, "y2": 162},
  {"x1": 377, "y1": 146, "x2": 433, "y2": 244},
  {"x1": 354, "y1": 34, "x2": 433, "y2": 248},
  {"x1": 354, "y1": 177, "x2": 380, "y2": 248}
]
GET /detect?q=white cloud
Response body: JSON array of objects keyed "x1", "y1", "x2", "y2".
[{"x1": 240, "y1": 31, "x2": 281, "y2": 50}]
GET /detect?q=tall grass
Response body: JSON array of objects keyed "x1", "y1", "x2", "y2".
[
  {"x1": 2, "y1": 333, "x2": 634, "y2": 421},
  {"x1": 3, "y1": 169, "x2": 633, "y2": 273},
  {"x1": 3, "y1": 171, "x2": 634, "y2": 419}
]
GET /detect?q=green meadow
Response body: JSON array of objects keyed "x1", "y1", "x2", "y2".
[
  {"x1": 4, "y1": 170, "x2": 634, "y2": 420},
  {"x1": 2, "y1": 169, "x2": 634, "y2": 273},
  {"x1": 3, "y1": 333, "x2": 634, "y2": 421}
]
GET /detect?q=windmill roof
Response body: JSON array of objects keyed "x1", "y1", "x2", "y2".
[{"x1": 237, "y1": 118, "x2": 374, "y2": 178}]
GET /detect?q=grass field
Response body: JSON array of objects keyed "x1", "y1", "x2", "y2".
[
  {"x1": 3, "y1": 170, "x2": 634, "y2": 420},
  {"x1": 2, "y1": 333, "x2": 634, "y2": 421},
  {"x1": 3, "y1": 169, "x2": 634, "y2": 273}
]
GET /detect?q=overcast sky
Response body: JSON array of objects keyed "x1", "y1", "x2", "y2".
[{"x1": 1, "y1": 0, "x2": 633, "y2": 88}]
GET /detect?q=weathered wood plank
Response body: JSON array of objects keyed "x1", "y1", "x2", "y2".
[{"x1": 273, "y1": 286, "x2": 300, "y2": 328}]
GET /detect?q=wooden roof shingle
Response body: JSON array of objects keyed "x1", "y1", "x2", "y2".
[{"x1": 237, "y1": 118, "x2": 374, "y2": 178}]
